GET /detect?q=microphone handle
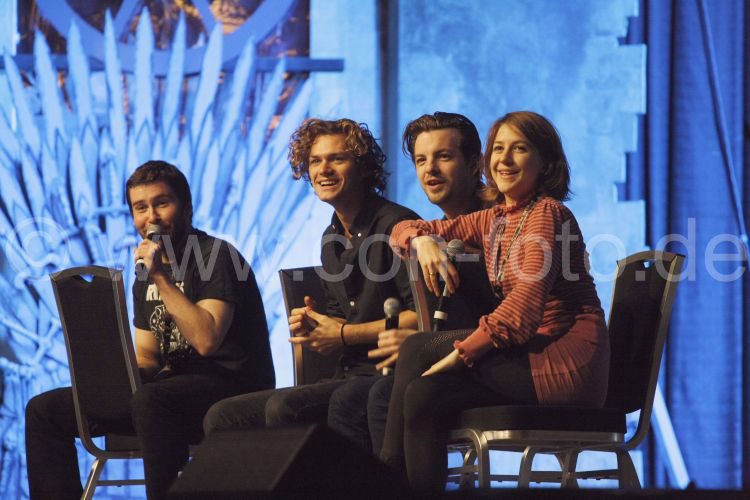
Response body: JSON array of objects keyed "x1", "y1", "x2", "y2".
[
  {"x1": 432, "y1": 263, "x2": 455, "y2": 331},
  {"x1": 135, "y1": 232, "x2": 159, "y2": 274},
  {"x1": 385, "y1": 315, "x2": 399, "y2": 331},
  {"x1": 382, "y1": 314, "x2": 399, "y2": 376}
]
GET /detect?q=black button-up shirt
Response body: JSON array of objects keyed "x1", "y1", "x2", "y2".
[{"x1": 320, "y1": 194, "x2": 419, "y2": 371}]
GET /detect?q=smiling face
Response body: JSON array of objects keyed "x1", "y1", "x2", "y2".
[
  {"x1": 489, "y1": 124, "x2": 544, "y2": 206},
  {"x1": 128, "y1": 181, "x2": 189, "y2": 245},
  {"x1": 308, "y1": 133, "x2": 363, "y2": 207},
  {"x1": 413, "y1": 128, "x2": 476, "y2": 216}
]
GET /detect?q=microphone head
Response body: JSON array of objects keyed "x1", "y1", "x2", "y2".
[
  {"x1": 145, "y1": 223, "x2": 163, "y2": 239},
  {"x1": 384, "y1": 297, "x2": 401, "y2": 318},
  {"x1": 446, "y1": 239, "x2": 465, "y2": 259}
]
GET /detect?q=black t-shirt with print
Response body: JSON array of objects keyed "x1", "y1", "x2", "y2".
[{"x1": 133, "y1": 229, "x2": 275, "y2": 389}]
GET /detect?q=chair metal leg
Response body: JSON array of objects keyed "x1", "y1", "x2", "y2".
[
  {"x1": 556, "y1": 450, "x2": 580, "y2": 488},
  {"x1": 459, "y1": 447, "x2": 477, "y2": 489},
  {"x1": 517, "y1": 446, "x2": 539, "y2": 488},
  {"x1": 475, "y1": 431, "x2": 491, "y2": 488},
  {"x1": 82, "y1": 458, "x2": 107, "y2": 500},
  {"x1": 616, "y1": 449, "x2": 641, "y2": 489}
]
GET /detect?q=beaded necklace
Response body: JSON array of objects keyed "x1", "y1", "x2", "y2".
[{"x1": 492, "y1": 198, "x2": 538, "y2": 300}]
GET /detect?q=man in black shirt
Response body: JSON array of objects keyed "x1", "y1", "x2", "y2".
[
  {"x1": 327, "y1": 112, "x2": 497, "y2": 453},
  {"x1": 203, "y1": 118, "x2": 418, "y2": 434},
  {"x1": 25, "y1": 161, "x2": 274, "y2": 500}
]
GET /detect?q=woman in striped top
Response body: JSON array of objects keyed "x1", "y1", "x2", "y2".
[{"x1": 380, "y1": 111, "x2": 610, "y2": 492}]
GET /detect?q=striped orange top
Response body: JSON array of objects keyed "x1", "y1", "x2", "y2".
[{"x1": 391, "y1": 195, "x2": 610, "y2": 406}]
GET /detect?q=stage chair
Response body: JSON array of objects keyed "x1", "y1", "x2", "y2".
[
  {"x1": 278, "y1": 267, "x2": 338, "y2": 385},
  {"x1": 443, "y1": 250, "x2": 685, "y2": 489},
  {"x1": 50, "y1": 266, "x2": 144, "y2": 500}
]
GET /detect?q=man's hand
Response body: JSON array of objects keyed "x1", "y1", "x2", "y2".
[
  {"x1": 367, "y1": 328, "x2": 417, "y2": 370},
  {"x1": 412, "y1": 236, "x2": 459, "y2": 296},
  {"x1": 422, "y1": 349, "x2": 462, "y2": 376},
  {"x1": 288, "y1": 297, "x2": 344, "y2": 355},
  {"x1": 134, "y1": 237, "x2": 165, "y2": 278},
  {"x1": 288, "y1": 296, "x2": 319, "y2": 337}
]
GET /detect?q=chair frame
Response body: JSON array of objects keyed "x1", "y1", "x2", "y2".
[
  {"x1": 50, "y1": 266, "x2": 145, "y2": 500},
  {"x1": 278, "y1": 266, "x2": 337, "y2": 386},
  {"x1": 437, "y1": 250, "x2": 685, "y2": 489}
]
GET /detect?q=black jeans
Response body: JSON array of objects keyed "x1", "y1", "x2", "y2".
[
  {"x1": 203, "y1": 377, "x2": 378, "y2": 434},
  {"x1": 25, "y1": 371, "x2": 254, "y2": 500},
  {"x1": 367, "y1": 375, "x2": 394, "y2": 455},
  {"x1": 326, "y1": 374, "x2": 388, "y2": 451},
  {"x1": 380, "y1": 331, "x2": 538, "y2": 493}
]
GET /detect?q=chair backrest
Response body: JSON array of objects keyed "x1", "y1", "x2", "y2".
[
  {"x1": 279, "y1": 267, "x2": 339, "y2": 385},
  {"x1": 407, "y1": 253, "x2": 496, "y2": 332},
  {"x1": 50, "y1": 266, "x2": 141, "y2": 452},
  {"x1": 604, "y1": 251, "x2": 684, "y2": 442}
]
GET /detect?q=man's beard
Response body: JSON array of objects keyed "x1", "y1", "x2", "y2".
[{"x1": 159, "y1": 217, "x2": 191, "y2": 261}]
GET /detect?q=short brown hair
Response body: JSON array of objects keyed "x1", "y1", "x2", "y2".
[
  {"x1": 481, "y1": 111, "x2": 571, "y2": 203},
  {"x1": 402, "y1": 112, "x2": 483, "y2": 187},
  {"x1": 288, "y1": 118, "x2": 388, "y2": 194},
  {"x1": 125, "y1": 160, "x2": 193, "y2": 221}
]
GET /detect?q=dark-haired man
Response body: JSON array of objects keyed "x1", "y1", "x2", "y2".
[
  {"x1": 25, "y1": 161, "x2": 274, "y2": 500},
  {"x1": 327, "y1": 112, "x2": 496, "y2": 454},
  {"x1": 203, "y1": 118, "x2": 418, "y2": 438}
]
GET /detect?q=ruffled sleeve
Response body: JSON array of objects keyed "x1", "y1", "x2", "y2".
[{"x1": 389, "y1": 208, "x2": 493, "y2": 258}]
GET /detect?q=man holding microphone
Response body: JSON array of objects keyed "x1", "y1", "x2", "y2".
[{"x1": 26, "y1": 161, "x2": 274, "y2": 500}]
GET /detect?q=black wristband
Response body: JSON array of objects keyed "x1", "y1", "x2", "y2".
[{"x1": 340, "y1": 321, "x2": 348, "y2": 346}]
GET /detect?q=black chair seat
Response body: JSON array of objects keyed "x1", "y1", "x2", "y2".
[{"x1": 459, "y1": 405, "x2": 626, "y2": 434}]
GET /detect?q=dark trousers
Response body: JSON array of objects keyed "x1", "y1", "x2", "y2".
[
  {"x1": 326, "y1": 374, "x2": 389, "y2": 451},
  {"x1": 367, "y1": 375, "x2": 394, "y2": 454},
  {"x1": 203, "y1": 375, "x2": 380, "y2": 435},
  {"x1": 25, "y1": 372, "x2": 253, "y2": 500},
  {"x1": 380, "y1": 331, "x2": 538, "y2": 493}
]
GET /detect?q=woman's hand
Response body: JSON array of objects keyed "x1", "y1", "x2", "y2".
[
  {"x1": 422, "y1": 349, "x2": 463, "y2": 376},
  {"x1": 412, "y1": 236, "x2": 459, "y2": 296},
  {"x1": 367, "y1": 328, "x2": 418, "y2": 369}
]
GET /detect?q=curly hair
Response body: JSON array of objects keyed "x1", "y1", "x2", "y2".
[
  {"x1": 288, "y1": 118, "x2": 388, "y2": 194},
  {"x1": 481, "y1": 111, "x2": 571, "y2": 203}
]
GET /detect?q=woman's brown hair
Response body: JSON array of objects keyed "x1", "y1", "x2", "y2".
[{"x1": 481, "y1": 111, "x2": 571, "y2": 203}]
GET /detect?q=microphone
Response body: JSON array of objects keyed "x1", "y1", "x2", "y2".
[
  {"x1": 384, "y1": 297, "x2": 400, "y2": 330},
  {"x1": 382, "y1": 297, "x2": 401, "y2": 375},
  {"x1": 135, "y1": 223, "x2": 163, "y2": 275},
  {"x1": 432, "y1": 239, "x2": 464, "y2": 331}
]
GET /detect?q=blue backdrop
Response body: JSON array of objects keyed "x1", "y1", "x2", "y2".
[
  {"x1": 0, "y1": 0, "x2": 747, "y2": 497},
  {"x1": 627, "y1": 0, "x2": 749, "y2": 488}
]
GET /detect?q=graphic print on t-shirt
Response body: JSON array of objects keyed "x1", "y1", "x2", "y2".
[{"x1": 146, "y1": 281, "x2": 194, "y2": 368}]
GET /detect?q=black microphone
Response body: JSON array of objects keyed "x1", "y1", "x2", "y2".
[
  {"x1": 432, "y1": 239, "x2": 464, "y2": 331},
  {"x1": 382, "y1": 297, "x2": 400, "y2": 375},
  {"x1": 135, "y1": 223, "x2": 163, "y2": 275}
]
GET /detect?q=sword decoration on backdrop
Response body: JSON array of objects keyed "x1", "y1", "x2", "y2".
[{"x1": 0, "y1": 1, "x2": 341, "y2": 497}]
